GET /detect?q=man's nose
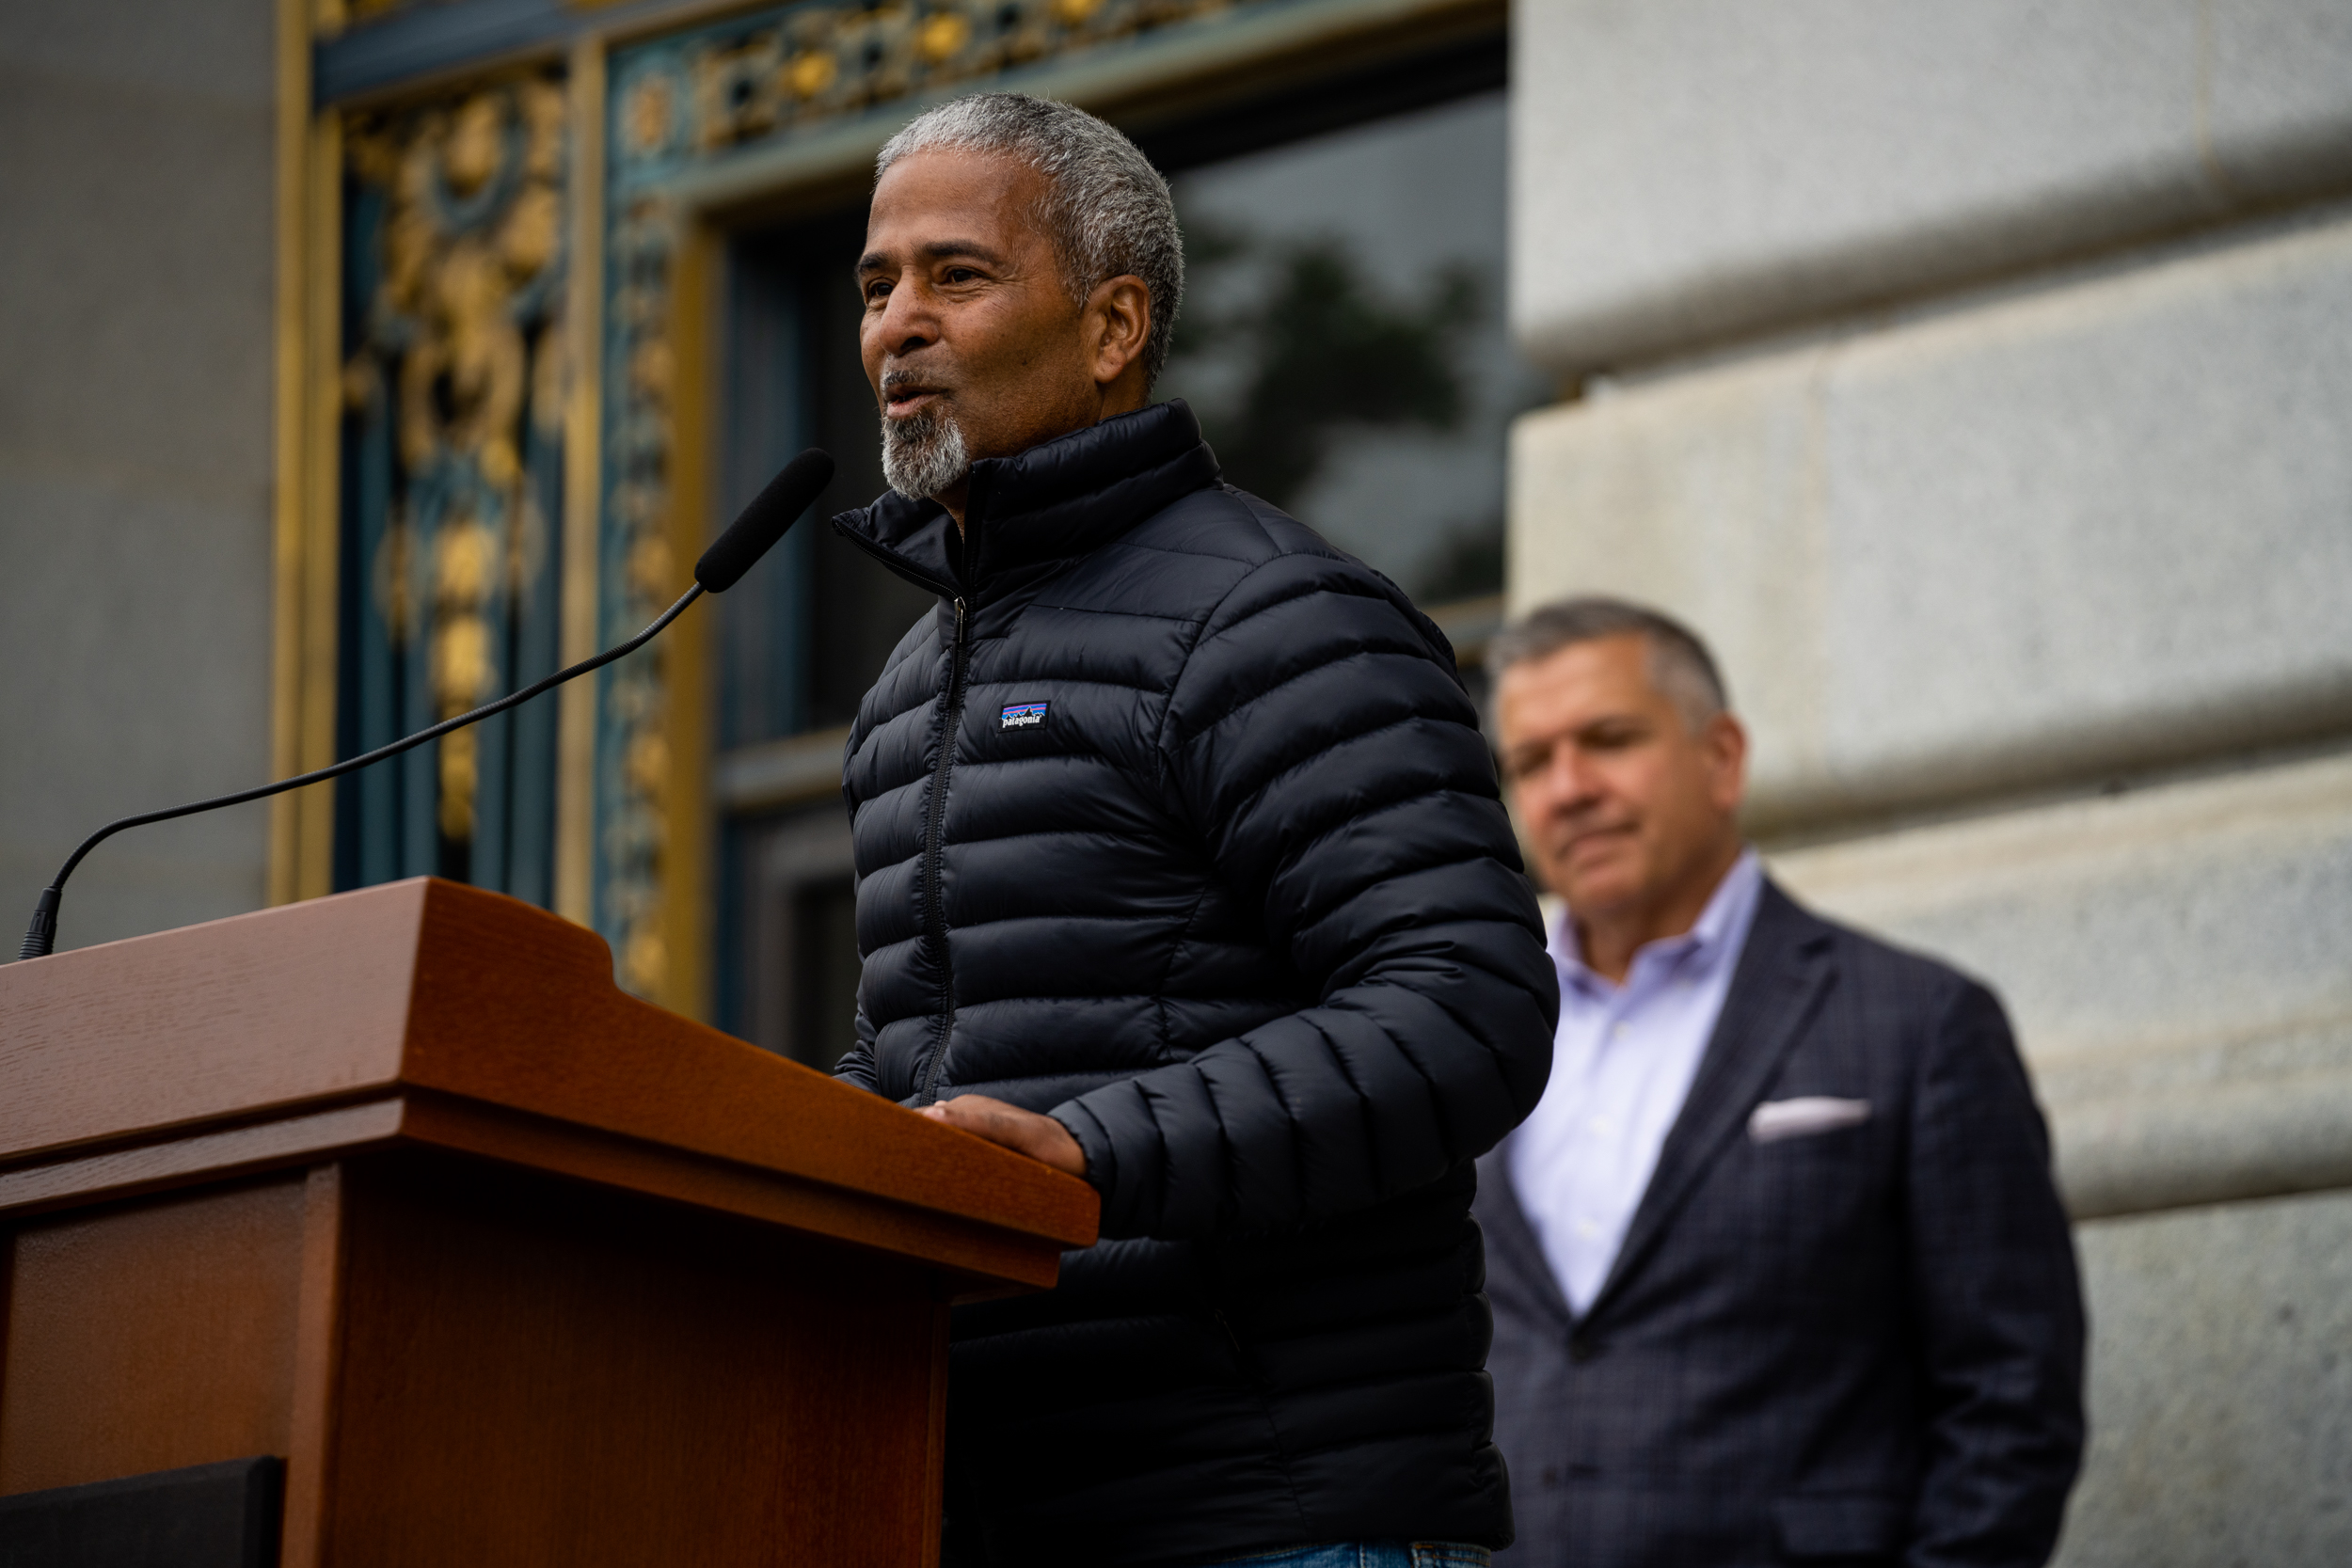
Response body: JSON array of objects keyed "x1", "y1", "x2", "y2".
[
  {"x1": 874, "y1": 281, "x2": 938, "y2": 355},
  {"x1": 1544, "y1": 742, "x2": 1602, "y2": 810}
]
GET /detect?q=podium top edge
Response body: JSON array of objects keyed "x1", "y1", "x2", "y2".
[{"x1": 0, "y1": 879, "x2": 1100, "y2": 1259}]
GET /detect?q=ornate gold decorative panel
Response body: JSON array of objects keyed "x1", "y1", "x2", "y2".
[{"x1": 339, "y1": 71, "x2": 572, "y2": 899}]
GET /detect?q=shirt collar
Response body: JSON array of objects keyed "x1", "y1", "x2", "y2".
[{"x1": 1549, "y1": 847, "x2": 1765, "y2": 998}]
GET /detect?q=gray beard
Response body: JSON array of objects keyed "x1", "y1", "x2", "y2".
[{"x1": 881, "y1": 406, "x2": 970, "y2": 501}]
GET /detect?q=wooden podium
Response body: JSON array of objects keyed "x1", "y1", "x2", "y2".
[{"x1": 0, "y1": 879, "x2": 1098, "y2": 1566}]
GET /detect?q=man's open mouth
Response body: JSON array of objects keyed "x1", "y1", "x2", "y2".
[{"x1": 882, "y1": 378, "x2": 947, "y2": 418}]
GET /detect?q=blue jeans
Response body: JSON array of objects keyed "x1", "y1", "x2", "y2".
[{"x1": 1212, "y1": 1546, "x2": 1490, "y2": 1567}]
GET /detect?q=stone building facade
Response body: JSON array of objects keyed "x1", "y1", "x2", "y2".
[
  {"x1": 0, "y1": 0, "x2": 281, "y2": 951},
  {"x1": 1506, "y1": 4, "x2": 2352, "y2": 1561}
]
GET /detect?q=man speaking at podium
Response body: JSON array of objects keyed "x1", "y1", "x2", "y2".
[{"x1": 825, "y1": 95, "x2": 1559, "y2": 1567}]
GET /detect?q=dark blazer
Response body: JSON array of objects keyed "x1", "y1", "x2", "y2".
[{"x1": 1475, "y1": 879, "x2": 2085, "y2": 1567}]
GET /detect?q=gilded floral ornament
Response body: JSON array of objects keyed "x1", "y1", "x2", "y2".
[
  {"x1": 342, "y1": 70, "x2": 570, "y2": 887},
  {"x1": 596, "y1": 182, "x2": 686, "y2": 998},
  {"x1": 612, "y1": 0, "x2": 1246, "y2": 174}
]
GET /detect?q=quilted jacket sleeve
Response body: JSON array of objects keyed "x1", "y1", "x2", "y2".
[
  {"x1": 833, "y1": 999, "x2": 882, "y2": 1093},
  {"x1": 1048, "y1": 553, "x2": 1560, "y2": 1240}
]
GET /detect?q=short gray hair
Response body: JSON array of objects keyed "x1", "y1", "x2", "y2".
[
  {"x1": 878, "y1": 93, "x2": 1184, "y2": 388},
  {"x1": 1488, "y1": 596, "x2": 1731, "y2": 729}
]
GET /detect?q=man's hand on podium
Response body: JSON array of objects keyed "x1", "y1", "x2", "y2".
[{"x1": 921, "y1": 1095, "x2": 1089, "y2": 1180}]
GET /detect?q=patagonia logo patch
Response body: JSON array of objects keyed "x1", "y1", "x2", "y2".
[{"x1": 999, "y1": 701, "x2": 1050, "y2": 730}]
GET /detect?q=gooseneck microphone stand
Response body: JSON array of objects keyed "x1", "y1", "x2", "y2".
[
  {"x1": 18, "y1": 447, "x2": 834, "y2": 962},
  {"x1": 18, "y1": 586, "x2": 704, "y2": 963}
]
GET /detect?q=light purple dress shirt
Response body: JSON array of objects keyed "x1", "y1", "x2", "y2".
[{"x1": 1507, "y1": 849, "x2": 1765, "y2": 1317}]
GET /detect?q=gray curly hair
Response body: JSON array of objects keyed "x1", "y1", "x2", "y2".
[{"x1": 877, "y1": 92, "x2": 1184, "y2": 388}]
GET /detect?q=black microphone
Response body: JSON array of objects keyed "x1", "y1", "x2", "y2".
[
  {"x1": 696, "y1": 449, "x2": 834, "y2": 592},
  {"x1": 17, "y1": 447, "x2": 836, "y2": 962}
]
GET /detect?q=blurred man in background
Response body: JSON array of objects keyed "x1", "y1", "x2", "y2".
[{"x1": 1474, "y1": 597, "x2": 2085, "y2": 1567}]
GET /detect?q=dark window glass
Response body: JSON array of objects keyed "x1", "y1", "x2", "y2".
[
  {"x1": 791, "y1": 877, "x2": 863, "y2": 1073},
  {"x1": 718, "y1": 213, "x2": 933, "y2": 753},
  {"x1": 1156, "y1": 90, "x2": 1548, "y2": 608}
]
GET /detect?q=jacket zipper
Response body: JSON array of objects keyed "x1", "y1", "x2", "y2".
[{"x1": 914, "y1": 594, "x2": 970, "y2": 1106}]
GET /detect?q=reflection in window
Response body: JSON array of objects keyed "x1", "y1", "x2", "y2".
[{"x1": 1160, "y1": 91, "x2": 1547, "y2": 607}]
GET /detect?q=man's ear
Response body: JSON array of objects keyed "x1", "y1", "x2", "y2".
[
  {"x1": 1705, "y1": 711, "x2": 1749, "y2": 813},
  {"x1": 1087, "y1": 275, "x2": 1152, "y2": 391}
]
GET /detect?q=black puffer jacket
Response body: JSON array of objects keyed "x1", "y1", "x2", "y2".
[{"x1": 832, "y1": 401, "x2": 1558, "y2": 1566}]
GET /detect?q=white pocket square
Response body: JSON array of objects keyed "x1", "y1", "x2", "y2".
[{"x1": 1748, "y1": 1097, "x2": 1872, "y2": 1143}]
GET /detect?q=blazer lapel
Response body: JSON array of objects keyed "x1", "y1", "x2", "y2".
[
  {"x1": 1478, "y1": 1145, "x2": 1576, "y2": 1332},
  {"x1": 1580, "y1": 881, "x2": 1836, "y2": 1326}
]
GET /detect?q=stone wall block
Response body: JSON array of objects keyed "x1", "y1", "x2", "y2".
[
  {"x1": 2210, "y1": 0, "x2": 2352, "y2": 203},
  {"x1": 1511, "y1": 0, "x2": 2352, "y2": 372},
  {"x1": 2058, "y1": 1190, "x2": 2352, "y2": 1568},
  {"x1": 1771, "y1": 751, "x2": 2352, "y2": 1222},
  {"x1": 1512, "y1": 210, "x2": 2352, "y2": 832},
  {"x1": 0, "y1": 0, "x2": 278, "y2": 953},
  {"x1": 0, "y1": 468, "x2": 275, "y2": 949},
  {"x1": 0, "y1": 60, "x2": 277, "y2": 495}
]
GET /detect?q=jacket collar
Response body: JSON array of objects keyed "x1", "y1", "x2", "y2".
[
  {"x1": 1477, "y1": 1147, "x2": 1578, "y2": 1333},
  {"x1": 830, "y1": 398, "x2": 1221, "y2": 603},
  {"x1": 1579, "y1": 879, "x2": 1838, "y2": 1326}
]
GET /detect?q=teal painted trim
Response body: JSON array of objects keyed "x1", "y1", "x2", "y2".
[{"x1": 591, "y1": 87, "x2": 673, "y2": 976}]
